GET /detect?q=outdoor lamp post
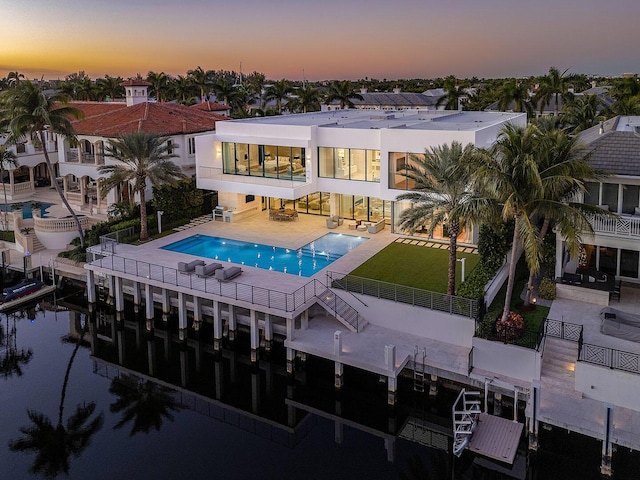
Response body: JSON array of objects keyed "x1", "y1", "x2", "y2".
[
  {"x1": 157, "y1": 211, "x2": 164, "y2": 234},
  {"x1": 456, "y1": 257, "x2": 466, "y2": 283}
]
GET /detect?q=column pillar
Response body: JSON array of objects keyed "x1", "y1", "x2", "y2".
[
  {"x1": 193, "y1": 296, "x2": 202, "y2": 331},
  {"x1": 301, "y1": 310, "x2": 308, "y2": 331},
  {"x1": 494, "y1": 393, "x2": 503, "y2": 416},
  {"x1": 514, "y1": 389, "x2": 519, "y2": 422},
  {"x1": 107, "y1": 274, "x2": 116, "y2": 301},
  {"x1": 145, "y1": 284, "x2": 154, "y2": 320},
  {"x1": 334, "y1": 331, "x2": 343, "y2": 389},
  {"x1": 114, "y1": 277, "x2": 124, "y2": 312},
  {"x1": 213, "y1": 300, "x2": 222, "y2": 351},
  {"x1": 86, "y1": 270, "x2": 96, "y2": 303},
  {"x1": 132, "y1": 281, "x2": 141, "y2": 307},
  {"x1": 250, "y1": 310, "x2": 259, "y2": 364},
  {"x1": 161, "y1": 288, "x2": 170, "y2": 314},
  {"x1": 228, "y1": 304, "x2": 236, "y2": 341},
  {"x1": 286, "y1": 317, "x2": 294, "y2": 341},
  {"x1": 386, "y1": 345, "x2": 397, "y2": 406},
  {"x1": 529, "y1": 381, "x2": 540, "y2": 451},
  {"x1": 601, "y1": 404, "x2": 614, "y2": 476},
  {"x1": 264, "y1": 313, "x2": 273, "y2": 351},
  {"x1": 555, "y1": 231, "x2": 564, "y2": 279},
  {"x1": 287, "y1": 347, "x2": 296, "y2": 374},
  {"x1": 177, "y1": 292, "x2": 187, "y2": 340}
]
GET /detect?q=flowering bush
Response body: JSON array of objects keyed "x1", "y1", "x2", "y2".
[{"x1": 495, "y1": 311, "x2": 525, "y2": 341}]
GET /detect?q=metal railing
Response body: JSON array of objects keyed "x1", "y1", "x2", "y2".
[
  {"x1": 579, "y1": 343, "x2": 640, "y2": 375},
  {"x1": 315, "y1": 282, "x2": 359, "y2": 331},
  {"x1": 326, "y1": 271, "x2": 478, "y2": 318},
  {"x1": 544, "y1": 318, "x2": 583, "y2": 342},
  {"x1": 88, "y1": 253, "x2": 324, "y2": 313},
  {"x1": 474, "y1": 320, "x2": 544, "y2": 349},
  {"x1": 99, "y1": 227, "x2": 135, "y2": 253}
]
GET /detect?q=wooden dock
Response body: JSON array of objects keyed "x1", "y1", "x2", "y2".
[{"x1": 467, "y1": 413, "x2": 523, "y2": 465}]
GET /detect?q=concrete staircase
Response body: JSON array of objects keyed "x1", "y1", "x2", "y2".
[
  {"x1": 315, "y1": 288, "x2": 367, "y2": 333},
  {"x1": 541, "y1": 336, "x2": 582, "y2": 399}
]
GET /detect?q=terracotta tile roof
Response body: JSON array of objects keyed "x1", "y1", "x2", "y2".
[
  {"x1": 71, "y1": 102, "x2": 228, "y2": 137},
  {"x1": 120, "y1": 79, "x2": 152, "y2": 87},
  {"x1": 190, "y1": 101, "x2": 230, "y2": 112},
  {"x1": 68, "y1": 101, "x2": 127, "y2": 119}
]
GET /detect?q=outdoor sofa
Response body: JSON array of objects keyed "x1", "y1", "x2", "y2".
[
  {"x1": 178, "y1": 259, "x2": 205, "y2": 274},
  {"x1": 195, "y1": 262, "x2": 223, "y2": 278},
  {"x1": 215, "y1": 266, "x2": 243, "y2": 281}
]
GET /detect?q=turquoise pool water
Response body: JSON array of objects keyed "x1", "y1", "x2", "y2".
[
  {"x1": 161, "y1": 232, "x2": 368, "y2": 277},
  {"x1": 0, "y1": 201, "x2": 53, "y2": 219}
]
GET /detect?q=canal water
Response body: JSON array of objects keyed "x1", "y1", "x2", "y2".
[{"x1": 1, "y1": 289, "x2": 639, "y2": 479}]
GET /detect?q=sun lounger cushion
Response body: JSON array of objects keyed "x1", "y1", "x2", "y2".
[
  {"x1": 178, "y1": 259, "x2": 205, "y2": 273},
  {"x1": 195, "y1": 262, "x2": 223, "y2": 277},
  {"x1": 214, "y1": 266, "x2": 243, "y2": 281}
]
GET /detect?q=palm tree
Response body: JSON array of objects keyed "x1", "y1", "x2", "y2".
[
  {"x1": 396, "y1": 142, "x2": 477, "y2": 296},
  {"x1": 288, "y1": 85, "x2": 322, "y2": 113},
  {"x1": 6, "y1": 71, "x2": 25, "y2": 88},
  {"x1": 562, "y1": 94, "x2": 604, "y2": 133},
  {"x1": 436, "y1": 76, "x2": 464, "y2": 110},
  {"x1": 168, "y1": 75, "x2": 196, "y2": 105},
  {"x1": 470, "y1": 124, "x2": 544, "y2": 322},
  {"x1": 146, "y1": 71, "x2": 169, "y2": 102},
  {"x1": 325, "y1": 80, "x2": 363, "y2": 110},
  {"x1": 497, "y1": 80, "x2": 533, "y2": 117},
  {"x1": 0, "y1": 144, "x2": 18, "y2": 230},
  {"x1": 187, "y1": 66, "x2": 213, "y2": 100},
  {"x1": 211, "y1": 77, "x2": 237, "y2": 107},
  {"x1": 534, "y1": 67, "x2": 574, "y2": 116},
  {"x1": 1, "y1": 80, "x2": 86, "y2": 247},
  {"x1": 109, "y1": 374, "x2": 183, "y2": 436},
  {"x1": 609, "y1": 95, "x2": 640, "y2": 116},
  {"x1": 9, "y1": 322, "x2": 103, "y2": 477},
  {"x1": 95, "y1": 75, "x2": 124, "y2": 101},
  {"x1": 264, "y1": 79, "x2": 293, "y2": 114},
  {"x1": 521, "y1": 128, "x2": 600, "y2": 306},
  {"x1": 100, "y1": 131, "x2": 185, "y2": 242}
]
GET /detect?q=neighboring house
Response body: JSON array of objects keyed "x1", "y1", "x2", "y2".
[
  {"x1": 321, "y1": 86, "x2": 443, "y2": 112},
  {"x1": 56, "y1": 80, "x2": 228, "y2": 214},
  {"x1": 195, "y1": 109, "x2": 526, "y2": 241},
  {"x1": 191, "y1": 98, "x2": 232, "y2": 117},
  {"x1": 556, "y1": 116, "x2": 640, "y2": 285}
]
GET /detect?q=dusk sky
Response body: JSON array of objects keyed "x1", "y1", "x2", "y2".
[{"x1": 2, "y1": 0, "x2": 639, "y2": 81}]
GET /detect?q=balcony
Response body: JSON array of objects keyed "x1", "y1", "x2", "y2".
[{"x1": 589, "y1": 213, "x2": 640, "y2": 239}]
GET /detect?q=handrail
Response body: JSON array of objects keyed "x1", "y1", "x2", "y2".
[
  {"x1": 327, "y1": 271, "x2": 478, "y2": 319},
  {"x1": 579, "y1": 342, "x2": 640, "y2": 375},
  {"x1": 99, "y1": 227, "x2": 135, "y2": 253},
  {"x1": 88, "y1": 253, "x2": 320, "y2": 313}
]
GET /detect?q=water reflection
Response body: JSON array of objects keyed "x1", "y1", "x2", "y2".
[
  {"x1": 109, "y1": 374, "x2": 184, "y2": 436},
  {"x1": 1, "y1": 310, "x2": 34, "y2": 378},
  {"x1": 8, "y1": 318, "x2": 104, "y2": 477}
]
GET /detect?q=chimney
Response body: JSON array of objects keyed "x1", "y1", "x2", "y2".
[
  {"x1": 591, "y1": 80, "x2": 597, "y2": 89},
  {"x1": 599, "y1": 122, "x2": 604, "y2": 135},
  {"x1": 360, "y1": 85, "x2": 367, "y2": 94},
  {"x1": 393, "y1": 85, "x2": 401, "y2": 94}
]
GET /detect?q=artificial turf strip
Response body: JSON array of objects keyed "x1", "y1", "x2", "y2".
[{"x1": 348, "y1": 242, "x2": 479, "y2": 293}]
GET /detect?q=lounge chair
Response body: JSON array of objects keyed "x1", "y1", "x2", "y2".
[
  {"x1": 195, "y1": 262, "x2": 223, "y2": 278},
  {"x1": 214, "y1": 266, "x2": 243, "y2": 281},
  {"x1": 178, "y1": 259, "x2": 205, "y2": 274}
]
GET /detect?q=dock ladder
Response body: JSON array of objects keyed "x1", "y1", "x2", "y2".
[
  {"x1": 413, "y1": 346, "x2": 427, "y2": 392},
  {"x1": 452, "y1": 388, "x2": 481, "y2": 457}
]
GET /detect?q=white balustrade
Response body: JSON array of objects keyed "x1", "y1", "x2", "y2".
[
  {"x1": 34, "y1": 215, "x2": 91, "y2": 233},
  {"x1": 589, "y1": 214, "x2": 640, "y2": 238}
]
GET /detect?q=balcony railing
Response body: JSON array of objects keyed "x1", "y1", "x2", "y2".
[
  {"x1": 589, "y1": 213, "x2": 640, "y2": 238},
  {"x1": 579, "y1": 342, "x2": 640, "y2": 375}
]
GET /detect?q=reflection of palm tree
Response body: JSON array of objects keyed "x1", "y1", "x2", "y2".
[
  {"x1": 0, "y1": 313, "x2": 33, "y2": 378},
  {"x1": 9, "y1": 322, "x2": 103, "y2": 477},
  {"x1": 109, "y1": 374, "x2": 183, "y2": 436}
]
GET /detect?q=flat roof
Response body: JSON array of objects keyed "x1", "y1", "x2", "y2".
[{"x1": 224, "y1": 110, "x2": 524, "y2": 132}]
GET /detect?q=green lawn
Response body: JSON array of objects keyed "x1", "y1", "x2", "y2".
[{"x1": 349, "y1": 242, "x2": 479, "y2": 293}]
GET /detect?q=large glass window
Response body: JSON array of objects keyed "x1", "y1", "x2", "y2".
[
  {"x1": 584, "y1": 182, "x2": 599, "y2": 205},
  {"x1": 318, "y1": 147, "x2": 379, "y2": 182},
  {"x1": 622, "y1": 185, "x2": 640, "y2": 214},
  {"x1": 599, "y1": 246, "x2": 618, "y2": 276},
  {"x1": 620, "y1": 249, "x2": 639, "y2": 278},
  {"x1": 222, "y1": 142, "x2": 305, "y2": 181},
  {"x1": 389, "y1": 152, "x2": 422, "y2": 190},
  {"x1": 601, "y1": 183, "x2": 618, "y2": 212}
]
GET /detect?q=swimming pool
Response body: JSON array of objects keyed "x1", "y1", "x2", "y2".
[
  {"x1": 161, "y1": 232, "x2": 368, "y2": 277},
  {"x1": 0, "y1": 201, "x2": 53, "y2": 219}
]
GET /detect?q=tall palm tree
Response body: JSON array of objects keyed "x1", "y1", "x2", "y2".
[
  {"x1": 264, "y1": 79, "x2": 293, "y2": 114},
  {"x1": 6, "y1": 71, "x2": 25, "y2": 88},
  {"x1": 9, "y1": 322, "x2": 103, "y2": 477},
  {"x1": 534, "y1": 67, "x2": 574, "y2": 116},
  {"x1": 1, "y1": 80, "x2": 86, "y2": 247},
  {"x1": 325, "y1": 80, "x2": 363, "y2": 110},
  {"x1": 288, "y1": 85, "x2": 322, "y2": 113},
  {"x1": 109, "y1": 374, "x2": 183, "y2": 436},
  {"x1": 187, "y1": 66, "x2": 213, "y2": 100},
  {"x1": 470, "y1": 124, "x2": 544, "y2": 322},
  {"x1": 100, "y1": 131, "x2": 185, "y2": 242},
  {"x1": 497, "y1": 80, "x2": 533, "y2": 117},
  {"x1": 609, "y1": 95, "x2": 640, "y2": 116},
  {"x1": 521, "y1": 128, "x2": 600, "y2": 306},
  {"x1": 146, "y1": 71, "x2": 169, "y2": 102},
  {"x1": 168, "y1": 75, "x2": 196, "y2": 105},
  {"x1": 0, "y1": 145, "x2": 18, "y2": 230},
  {"x1": 211, "y1": 77, "x2": 237, "y2": 107},
  {"x1": 396, "y1": 142, "x2": 477, "y2": 296}
]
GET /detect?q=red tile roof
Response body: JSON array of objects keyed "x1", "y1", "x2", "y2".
[
  {"x1": 120, "y1": 79, "x2": 152, "y2": 87},
  {"x1": 190, "y1": 101, "x2": 230, "y2": 112},
  {"x1": 71, "y1": 102, "x2": 228, "y2": 137},
  {"x1": 68, "y1": 101, "x2": 127, "y2": 119}
]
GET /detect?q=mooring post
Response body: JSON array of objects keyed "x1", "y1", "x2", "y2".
[{"x1": 601, "y1": 403, "x2": 614, "y2": 476}]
